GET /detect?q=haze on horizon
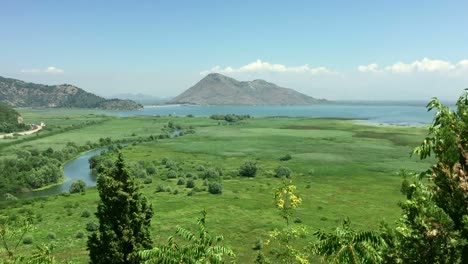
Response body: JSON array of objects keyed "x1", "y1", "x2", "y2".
[{"x1": 1, "y1": 0, "x2": 467, "y2": 101}]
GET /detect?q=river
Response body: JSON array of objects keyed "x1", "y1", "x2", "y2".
[{"x1": 18, "y1": 148, "x2": 106, "y2": 199}]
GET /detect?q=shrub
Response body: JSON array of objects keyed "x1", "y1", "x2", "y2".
[
  {"x1": 146, "y1": 166, "x2": 157, "y2": 175},
  {"x1": 69, "y1": 180, "x2": 87, "y2": 194},
  {"x1": 81, "y1": 210, "x2": 91, "y2": 218},
  {"x1": 143, "y1": 178, "x2": 153, "y2": 184},
  {"x1": 208, "y1": 182, "x2": 223, "y2": 194},
  {"x1": 155, "y1": 184, "x2": 165, "y2": 193},
  {"x1": 185, "y1": 172, "x2": 195, "y2": 178},
  {"x1": 86, "y1": 221, "x2": 98, "y2": 232},
  {"x1": 187, "y1": 190, "x2": 195, "y2": 196},
  {"x1": 275, "y1": 166, "x2": 292, "y2": 178},
  {"x1": 253, "y1": 239, "x2": 263, "y2": 250},
  {"x1": 75, "y1": 231, "x2": 85, "y2": 239},
  {"x1": 23, "y1": 236, "x2": 33, "y2": 244},
  {"x1": 196, "y1": 165, "x2": 206, "y2": 171},
  {"x1": 279, "y1": 154, "x2": 292, "y2": 161},
  {"x1": 201, "y1": 168, "x2": 220, "y2": 181},
  {"x1": 167, "y1": 170, "x2": 177, "y2": 179},
  {"x1": 186, "y1": 179, "x2": 195, "y2": 188},
  {"x1": 239, "y1": 161, "x2": 258, "y2": 177},
  {"x1": 173, "y1": 189, "x2": 179, "y2": 195},
  {"x1": 47, "y1": 232, "x2": 56, "y2": 240},
  {"x1": 177, "y1": 178, "x2": 186, "y2": 185}
]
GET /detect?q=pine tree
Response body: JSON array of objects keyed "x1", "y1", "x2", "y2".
[{"x1": 87, "y1": 152, "x2": 153, "y2": 264}]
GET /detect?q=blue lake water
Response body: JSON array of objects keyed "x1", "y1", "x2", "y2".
[{"x1": 109, "y1": 104, "x2": 437, "y2": 125}]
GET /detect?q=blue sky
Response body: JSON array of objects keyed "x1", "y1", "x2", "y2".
[{"x1": 1, "y1": 0, "x2": 467, "y2": 100}]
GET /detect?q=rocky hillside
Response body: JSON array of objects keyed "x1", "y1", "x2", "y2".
[
  {"x1": 0, "y1": 103, "x2": 27, "y2": 133},
  {"x1": 0, "y1": 76, "x2": 143, "y2": 110},
  {"x1": 169, "y1": 73, "x2": 326, "y2": 105}
]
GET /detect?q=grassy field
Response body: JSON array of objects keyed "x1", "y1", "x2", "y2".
[{"x1": 0, "y1": 109, "x2": 434, "y2": 263}]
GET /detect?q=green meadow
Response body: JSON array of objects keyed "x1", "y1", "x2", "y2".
[{"x1": 0, "y1": 109, "x2": 433, "y2": 262}]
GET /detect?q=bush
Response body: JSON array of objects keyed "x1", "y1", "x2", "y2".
[
  {"x1": 185, "y1": 172, "x2": 195, "y2": 178},
  {"x1": 75, "y1": 231, "x2": 85, "y2": 239},
  {"x1": 146, "y1": 166, "x2": 157, "y2": 175},
  {"x1": 173, "y1": 189, "x2": 179, "y2": 195},
  {"x1": 81, "y1": 210, "x2": 91, "y2": 218},
  {"x1": 167, "y1": 170, "x2": 177, "y2": 179},
  {"x1": 196, "y1": 165, "x2": 206, "y2": 171},
  {"x1": 279, "y1": 154, "x2": 292, "y2": 161},
  {"x1": 69, "y1": 180, "x2": 87, "y2": 193},
  {"x1": 86, "y1": 221, "x2": 98, "y2": 232},
  {"x1": 275, "y1": 166, "x2": 292, "y2": 178},
  {"x1": 47, "y1": 232, "x2": 56, "y2": 240},
  {"x1": 186, "y1": 179, "x2": 195, "y2": 188},
  {"x1": 23, "y1": 236, "x2": 33, "y2": 244},
  {"x1": 201, "y1": 168, "x2": 220, "y2": 181},
  {"x1": 177, "y1": 178, "x2": 186, "y2": 185},
  {"x1": 143, "y1": 178, "x2": 153, "y2": 184},
  {"x1": 239, "y1": 161, "x2": 258, "y2": 177},
  {"x1": 208, "y1": 182, "x2": 223, "y2": 194}
]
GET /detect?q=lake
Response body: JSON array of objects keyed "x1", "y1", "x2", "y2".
[{"x1": 109, "y1": 103, "x2": 437, "y2": 125}]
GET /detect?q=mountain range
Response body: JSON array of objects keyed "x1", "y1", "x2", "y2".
[
  {"x1": 169, "y1": 73, "x2": 326, "y2": 105},
  {"x1": 0, "y1": 76, "x2": 142, "y2": 110}
]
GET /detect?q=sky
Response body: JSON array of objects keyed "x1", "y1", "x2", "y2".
[{"x1": 0, "y1": 0, "x2": 467, "y2": 101}]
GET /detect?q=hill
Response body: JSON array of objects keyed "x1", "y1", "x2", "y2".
[
  {"x1": 169, "y1": 73, "x2": 326, "y2": 105},
  {"x1": 0, "y1": 103, "x2": 27, "y2": 133},
  {"x1": 0, "y1": 76, "x2": 143, "y2": 110}
]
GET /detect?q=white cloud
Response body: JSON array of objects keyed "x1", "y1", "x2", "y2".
[
  {"x1": 357, "y1": 58, "x2": 468, "y2": 75},
  {"x1": 21, "y1": 66, "x2": 64, "y2": 74},
  {"x1": 200, "y1": 59, "x2": 331, "y2": 75},
  {"x1": 385, "y1": 58, "x2": 455, "y2": 73},
  {"x1": 357, "y1": 63, "x2": 379, "y2": 73}
]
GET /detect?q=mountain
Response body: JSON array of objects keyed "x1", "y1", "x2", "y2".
[
  {"x1": 0, "y1": 76, "x2": 143, "y2": 110},
  {"x1": 0, "y1": 103, "x2": 27, "y2": 133},
  {"x1": 169, "y1": 73, "x2": 326, "y2": 105},
  {"x1": 109, "y1": 93, "x2": 172, "y2": 105}
]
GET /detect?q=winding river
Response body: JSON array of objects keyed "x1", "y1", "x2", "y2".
[
  {"x1": 19, "y1": 130, "x2": 182, "y2": 199},
  {"x1": 19, "y1": 148, "x2": 107, "y2": 199}
]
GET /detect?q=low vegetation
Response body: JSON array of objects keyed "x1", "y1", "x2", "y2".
[{"x1": 2, "y1": 90, "x2": 467, "y2": 263}]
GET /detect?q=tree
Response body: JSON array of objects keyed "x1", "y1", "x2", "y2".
[
  {"x1": 275, "y1": 166, "x2": 292, "y2": 178},
  {"x1": 381, "y1": 89, "x2": 468, "y2": 263},
  {"x1": 69, "y1": 180, "x2": 86, "y2": 193},
  {"x1": 313, "y1": 219, "x2": 384, "y2": 264},
  {"x1": 138, "y1": 210, "x2": 234, "y2": 264},
  {"x1": 87, "y1": 152, "x2": 153, "y2": 264},
  {"x1": 239, "y1": 160, "x2": 258, "y2": 177}
]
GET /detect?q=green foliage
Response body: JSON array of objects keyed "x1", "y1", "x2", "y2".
[
  {"x1": 209, "y1": 114, "x2": 251, "y2": 123},
  {"x1": 138, "y1": 210, "x2": 235, "y2": 264},
  {"x1": 69, "y1": 180, "x2": 86, "y2": 194},
  {"x1": 177, "y1": 178, "x2": 185, "y2": 185},
  {"x1": 313, "y1": 218, "x2": 384, "y2": 264},
  {"x1": 239, "y1": 160, "x2": 258, "y2": 177},
  {"x1": 201, "y1": 168, "x2": 221, "y2": 181},
  {"x1": 382, "y1": 89, "x2": 468, "y2": 263},
  {"x1": 208, "y1": 182, "x2": 223, "y2": 195},
  {"x1": 87, "y1": 152, "x2": 153, "y2": 264},
  {"x1": 167, "y1": 170, "x2": 177, "y2": 179},
  {"x1": 80, "y1": 210, "x2": 91, "y2": 218},
  {"x1": 0, "y1": 215, "x2": 34, "y2": 259},
  {"x1": 279, "y1": 154, "x2": 292, "y2": 161},
  {"x1": 186, "y1": 179, "x2": 195, "y2": 188},
  {"x1": 22, "y1": 236, "x2": 33, "y2": 245},
  {"x1": 0, "y1": 103, "x2": 27, "y2": 133},
  {"x1": 275, "y1": 166, "x2": 292, "y2": 178},
  {"x1": 0, "y1": 148, "x2": 64, "y2": 193},
  {"x1": 46, "y1": 233, "x2": 56, "y2": 240}
]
